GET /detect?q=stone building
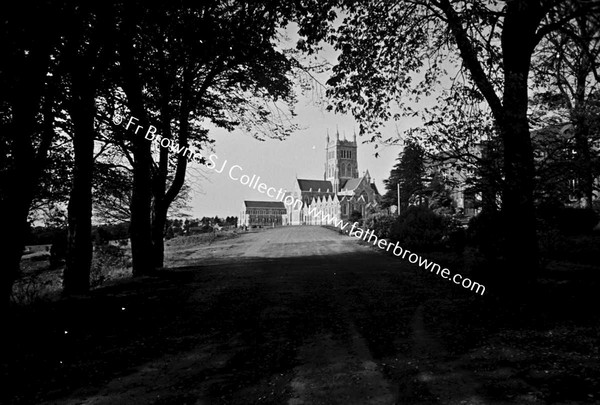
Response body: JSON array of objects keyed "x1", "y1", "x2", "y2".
[
  {"x1": 285, "y1": 131, "x2": 381, "y2": 225},
  {"x1": 239, "y1": 200, "x2": 287, "y2": 228}
]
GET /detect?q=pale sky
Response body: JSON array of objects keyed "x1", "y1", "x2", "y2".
[{"x1": 184, "y1": 24, "x2": 422, "y2": 219}]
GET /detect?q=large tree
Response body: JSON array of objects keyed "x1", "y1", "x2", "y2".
[
  {"x1": 383, "y1": 141, "x2": 426, "y2": 210},
  {"x1": 61, "y1": 2, "x2": 116, "y2": 295},
  {"x1": 114, "y1": 1, "x2": 299, "y2": 273},
  {"x1": 301, "y1": 0, "x2": 600, "y2": 282},
  {"x1": 0, "y1": 2, "x2": 64, "y2": 307},
  {"x1": 404, "y1": 88, "x2": 504, "y2": 215},
  {"x1": 531, "y1": 10, "x2": 600, "y2": 208},
  {"x1": 0, "y1": 0, "x2": 316, "y2": 302}
]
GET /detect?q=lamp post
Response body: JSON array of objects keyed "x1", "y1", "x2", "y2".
[{"x1": 397, "y1": 183, "x2": 401, "y2": 216}]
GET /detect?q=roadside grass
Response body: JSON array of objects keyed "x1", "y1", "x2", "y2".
[
  {"x1": 11, "y1": 231, "x2": 242, "y2": 306},
  {"x1": 166, "y1": 229, "x2": 240, "y2": 247},
  {"x1": 4, "y1": 272, "x2": 204, "y2": 405},
  {"x1": 12, "y1": 244, "x2": 132, "y2": 306},
  {"x1": 420, "y1": 266, "x2": 600, "y2": 404}
]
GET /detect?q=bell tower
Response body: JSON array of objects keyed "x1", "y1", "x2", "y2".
[{"x1": 324, "y1": 129, "x2": 358, "y2": 192}]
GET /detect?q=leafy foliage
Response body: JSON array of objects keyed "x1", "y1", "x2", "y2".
[
  {"x1": 362, "y1": 212, "x2": 396, "y2": 239},
  {"x1": 466, "y1": 210, "x2": 504, "y2": 259},
  {"x1": 90, "y1": 244, "x2": 130, "y2": 288},
  {"x1": 425, "y1": 172, "x2": 456, "y2": 216},
  {"x1": 389, "y1": 205, "x2": 455, "y2": 252},
  {"x1": 382, "y1": 141, "x2": 426, "y2": 209},
  {"x1": 530, "y1": 11, "x2": 600, "y2": 207}
]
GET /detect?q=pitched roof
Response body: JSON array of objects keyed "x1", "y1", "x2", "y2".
[
  {"x1": 297, "y1": 179, "x2": 334, "y2": 193},
  {"x1": 243, "y1": 200, "x2": 286, "y2": 209},
  {"x1": 340, "y1": 178, "x2": 362, "y2": 191},
  {"x1": 370, "y1": 183, "x2": 380, "y2": 195}
]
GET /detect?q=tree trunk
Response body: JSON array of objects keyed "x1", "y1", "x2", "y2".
[
  {"x1": 130, "y1": 140, "x2": 155, "y2": 276},
  {"x1": 498, "y1": 1, "x2": 542, "y2": 281},
  {"x1": 61, "y1": 2, "x2": 114, "y2": 294},
  {"x1": 149, "y1": 137, "x2": 189, "y2": 269},
  {"x1": 479, "y1": 140, "x2": 500, "y2": 215},
  {"x1": 499, "y1": 104, "x2": 539, "y2": 277},
  {"x1": 150, "y1": 95, "x2": 169, "y2": 270},
  {"x1": 441, "y1": 0, "x2": 543, "y2": 285},
  {"x1": 63, "y1": 88, "x2": 95, "y2": 296},
  {"x1": 0, "y1": 38, "x2": 55, "y2": 309},
  {"x1": 151, "y1": 202, "x2": 168, "y2": 269},
  {"x1": 573, "y1": 57, "x2": 594, "y2": 208},
  {"x1": 149, "y1": 71, "x2": 191, "y2": 269},
  {"x1": 573, "y1": 113, "x2": 593, "y2": 208},
  {"x1": 1, "y1": 114, "x2": 37, "y2": 308},
  {"x1": 0, "y1": 114, "x2": 52, "y2": 309},
  {"x1": 0, "y1": 181, "x2": 35, "y2": 310},
  {"x1": 119, "y1": 3, "x2": 155, "y2": 277}
]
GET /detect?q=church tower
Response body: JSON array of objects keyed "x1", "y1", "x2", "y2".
[{"x1": 324, "y1": 129, "x2": 358, "y2": 192}]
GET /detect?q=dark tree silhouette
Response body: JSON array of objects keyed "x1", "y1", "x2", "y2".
[
  {"x1": 299, "y1": 0, "x2": 600, "y2": 284},
  {"x1": 383, "y1": 142, "x2": 425, "y2": 210},
  {"x1": 62, "y1": 2, "x2": 116, "y2": 295},
  {"x1": 532, "y1": 11, "x2": 600, "y2": 208},
  {"x1": 0, "y1": 2, "x2": 64, "y2": 307},
  {"x1": 113, "y1": 1, "x2": 301, "y2": 272}
]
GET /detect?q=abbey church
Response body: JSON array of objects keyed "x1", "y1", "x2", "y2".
[
  {"x1": 283, "y1": 131, "x2": 381, "y2": 225},
  {"x1": 239, "y1": 130, "x2": 381, "y2": 228}
]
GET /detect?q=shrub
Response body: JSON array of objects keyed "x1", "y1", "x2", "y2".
[
  {"x1": 389, "y1": 205, "x2": 447, "y2": 251},
  {"x1": 363, "y1": 212, "x2": 396, "y2": 239},
  {"x1": 349, "y1": 210, "x2": 363, "y2": 225},
  {"x1": 537, "y1": 227, "x2": 567, "y2": 266},
  {"x1": 49, "y1": 231, "x2": 68, "y2": 269},
  {"x1": 541, "y1": 208, "x2": 599, "y2": 235},
  {"x1": 466, "y1": 210, "x2": 503, "y2": 258},
  {"x1": 11, "y1": 272, "x2": 54, "y2": 305},
  {"x1": 445, "y1": 217, "x2": 467, "y2": 252},
  {"x1": 90, "y1": 244, "x2": 129, "y2": 287}
]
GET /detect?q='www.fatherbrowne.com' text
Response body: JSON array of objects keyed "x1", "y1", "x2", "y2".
[{"x1": 305, "y1": 208, "x2": 486, "y2": 296}]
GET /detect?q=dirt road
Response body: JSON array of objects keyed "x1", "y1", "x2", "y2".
[{"x1": 10, "y1": 227, "x2": 493, "y2": 404}]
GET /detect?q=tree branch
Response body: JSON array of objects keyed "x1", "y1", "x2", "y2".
[{"x1": 436, "y1": 0, "x2": 504, "y2": 120}]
